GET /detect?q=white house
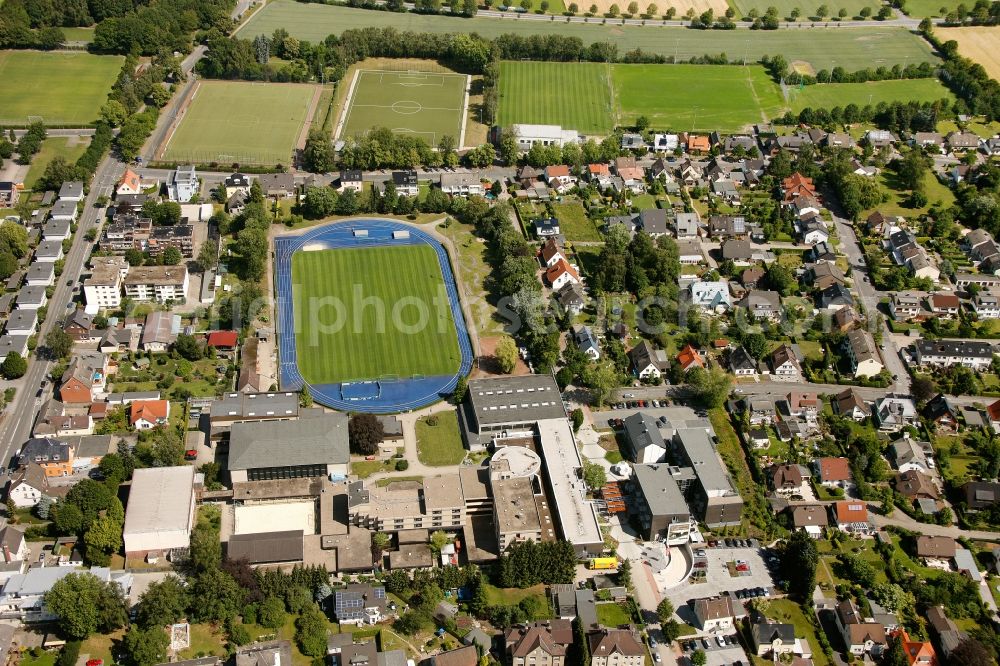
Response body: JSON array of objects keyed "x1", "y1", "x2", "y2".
[
  {"x1": 574, "y1": 326, "x2": 601, "y2": 361},
  {"x1": 168, "y1": 165, "x2": 198, "y2": 202},
  {"x1": 511, "y1": 124, "x2": 580, "y2": 151},
  {"x1": 689, "y1": 281, "x2": 731, "y2": 311},
  {"x1": 844, "y1": 329, "x2": 884, "y2": 378},
  {"x1": 629, "y1": 341, "x2": 668, "y2": 380},
  {"x1": 545, "y1": 259, "x2": 581, "y2": 291},
  {"x1": 973, "y1": 291, "x2": 1000, "y2": 319},
  {"x1": 48, "y1": 200, "x2": 78, "y2": 223},
  {"x1": 57, "y1": 181, "x2": 84, "y2": 202},
  {"x1": 693, "y1": 596, "x2": 743, "y2": 633}
]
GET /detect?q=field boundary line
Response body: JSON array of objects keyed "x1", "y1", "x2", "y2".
[
  {"x1": 458, "y1": 74, "x2": 472, "y2": 149},
  {"x1": 295, "y1": 84, "x2": 324, "y2": 156},
  {"x1": 333, "y1": 68, "x2": 363, "y2": 143}
]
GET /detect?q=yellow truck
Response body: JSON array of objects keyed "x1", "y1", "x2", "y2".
[{"x1": 588, "y1": 557, "x2": 618, "y2": 570}]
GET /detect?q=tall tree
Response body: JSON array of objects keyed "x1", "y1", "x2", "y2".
[
  {"x1": 44, "y1": 573, "x2": 128, "y2": 639},
  {"x1": 348, "y1": 414, "x2": 384, "y2": 455},
  {"x1": 495, "y1": 336, "x2": 518, "y2": 374},
  {"x1": 781, "y1": 531, "x2": 818, "y2": 601},
  {"x1": 136, "y1": 575, "x2": 189, "y2": 629}
]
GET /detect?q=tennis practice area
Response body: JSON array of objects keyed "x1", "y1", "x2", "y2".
[
  {"x1": 0, "y1": 50, "x2": 123, "y2": 126},
  {"x1": 337, "y1": 68, "x2": 468, "y2": 146},
  {"x1": 162, "y1": 80, "x2": 318, "y2": 165}
]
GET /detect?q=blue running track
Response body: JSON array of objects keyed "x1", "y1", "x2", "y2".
[{"x1": 274, "y1": 219, "x2": 474, "y2": 413}]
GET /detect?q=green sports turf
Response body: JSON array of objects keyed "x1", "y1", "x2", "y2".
[
  {"x1": 0, "y1": 50, "x2": 123, "y2": 126},
  {"x1": 788, "y1": 77, "x2": 954, "y2": 112},
  {"x1": 239, "y1": 0, "x2": 939, "y2": 71},
  {"x1": 163, "y1": 80, "x2": 316, "y2": 165},
  {"x1": 497, "y1": 61, "x2": 613, "y2": 135},
  {"x1": 614, "y1": 64, "x2": 785, "y2": 131},
  {"x1": 291, "y1": 245, "x2": 461, "y2": 384},
  {"x1": 340, "y1": 69, "x2": 467, "y2": 145}
]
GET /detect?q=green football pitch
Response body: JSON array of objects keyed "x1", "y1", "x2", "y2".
[
  {"x1": 497, "y1": 61, "x2": 613, "y2": 135},
  {"x1": 291, "y1": 245, "x2": 461, "y2": 384},
  {"x1": 0, "y1": 50, "x2": 123, "y2": 126},
  {"x1": 498, "y1": 61, "x2": 955, "y2": 133},
  {"x1": 163, "y1": 80, "x2": 317, "y2": 165},
  {"x1": 339, "y1": 69, "x2": 468, "y2": 146}
]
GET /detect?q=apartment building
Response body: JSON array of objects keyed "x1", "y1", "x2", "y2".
[{"x1": 123, "y1": 265, "x2": 189, "y2": 302}]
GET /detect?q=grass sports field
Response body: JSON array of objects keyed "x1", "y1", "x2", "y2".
[
  {"x1": 497, "y1": 61, "x2": 612, "y2": 134},
  {"x1": 339, "y1": 69, "x2": 467, "y2": 145},
  {"x1": 947, "y1": 27, "x2": 1000, "y2": 82},
  {"x1": 0, "y1": 50, "x2": 123, "y2": 126},
  {"x1": 788, "y1": 77, "x2": 953, "y2": 112},
  {"x1": 499, "y1": 61, "x2": 954, "y2": 132},
  {"x1": 291, "y1": 245, "x2": 461, "y2": 384},
  {"x1": 614, "y1": 64, "x2": 784, "y2": 131},
  {"x1": 239, "y1": 0, "x2": 936, "y2": 71},
  {"x1": 163, "y1": 80, "x2": 317, "y2": 165}
]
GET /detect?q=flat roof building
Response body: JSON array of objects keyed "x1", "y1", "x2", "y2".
[
  {"x1": 461, "y1": 375, "x2": 565, "y2": 447},
  {"x1": 536, "y1": 419, "x2": 603, "y2": 555},
  {"x1": 348, "y1": 476, "x2": 466, "y2": 533},
  {"x1": 228, "y1": 414, "x2": 349, "y2": 483},
  {"x1": 673, "y1": 428, "x2": 743, "y2": 528},
  {"x1": 631, "y1": 464, "x2": 693, "y2": 542},
  {"x1": 492, "y1": 476, "x2": 544, "y2": 552},
  {"x1": 123, "y1": 466, "x2": 196, "y2": 557},
  {"x1": 227, "y1": 530, "x2": 304, "y2": 566}
]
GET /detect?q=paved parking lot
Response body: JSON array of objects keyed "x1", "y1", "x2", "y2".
[{"x1": 664, "y1": 546, "x2": 777, "y2": 627}]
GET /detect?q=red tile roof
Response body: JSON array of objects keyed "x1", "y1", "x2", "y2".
[
  {"x1": 206, "y1": 330, "x2": 239, "y2": 348},
  {"x1": 129, "y1": 399, "x2": 169, "y2": 425},
  {"x1": 834, "y1": 500, "x2": 868, "y2": 524},
  {"x1": 539, "y1": 239, "x2": 563, "y2": 264},
  {"x1": 676, "y1": 344, "x2": 704, "y2": 371},
  {"x1": 545, "y1": 259, "x2": 579, "y2": 284},
  {"x1": 817, "y1": 456, "x2": 852, "y2": 482}
]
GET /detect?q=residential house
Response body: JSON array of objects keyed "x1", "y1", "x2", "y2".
[
  {"x1": 18, "y1": 438, "x2": 73, "y2": 477},
  {"x1": 637, "y1": 209, "x2": 668, "y2": 237},
  {"x1": 16, "y1": 285, "x2": 46, "y2": 311},
  {"x1": 557, "y1": 285, "x2": 586, "y2": 316},
  {"x1": 741, "y1": 290, "x2": 781, "y2": 322},
  {"x1": 629, "y1": 341, "x2": 668, "y2": 380},
  {"x1": 613, "y1": 157, "x2": 645, "y2": 193},
  {"x1": 4, "y1": 310, "x2": 37, "y2": 337},
  {"x1": 916, "y1": 536, "x2": 956, "y2": 566},
  {"x1": 727, "y1": 346, "x2": 758, "y2": 377},
  {"x1": 545, "y1": 260, "x2": 581, "y2": 291},
  {"x1": 824, "y1": 132, "x2": 855, "y2": 149},
  {"x1": 752, "y1": 622, "x2": 810, "y2": 659},
  {"x1": 63, "y1": 310, "x2": 96, "y2": 341},
  {"x1": 223, "y1": 173, "x2": 251, "y2": 198},
  {"x1": 141, "y1": 311, "x2": 181, "y2": 353},
  {"x1": 692, "y1": 596, "x2": 742, "y2": 633},
  {"x1": 129, "y1": 400, "x2": 170, "y2": 430},
  {"x1": 865, "y1": 130, "x2": 897, "y2": 148},
  {"x1": 924, "y1": 394, "x2": 960, "y2": 432},
  {"x1": 771, "y1": 464, "x2": 809, "y2": 496},
  {"x1": 748, "y1": 399, "x2": 776, "y2": 426},
  {"x1": 505, "y1": 621, "x2": 573, "y2": 666},
  {"x1": 539, "y1": 239, "x2": 567, "y2": 268},
  {"x1": 440, "y1": 173, "x2": 484, "y2": 196},
  {"x1": 844, "y1": 329, "x2": 884, "y2": 378},
  {"x1": 58, "y1": 352, "x2": 107, "y2": 406},
  {"x1": 0, "y1": 526, "x2": 28, "y2": 563},
  {"x1": 116, "y1": 169, "x2": 143, "y2": 197},
  {"x1": 653, "y1": 134, "x2": 679, "y2": 152},
  {"x1": 928, "y1": 293, "x2": 961, "y2": 319},
  {"x1": 588, "y1": 630, "x2": 644, "y2": 666},
  {"x1": 810, "y1": 241, "x2": 836, "y2": 264},
  {"x1": 168, "y1": 165, "x2": 198, "y2": 202},
  {"x1": 534, "y1": 218, "x2": 560, "y2": 238},
  {"x1": 927, "y1": 606, "x2": 967, "y2": 659},
  {"x1": 42, "y1": 218, "x2": 71, "y2": 241},
  {"x1": 835, "y1": 600, "x2": 886, "y2": 657},
  {"x1": 963, "y1": 481, "x2": 1000, "y2": 511},
  {"x1": 890, "y1": 292, "x2": 924, "y2": 321},
  {"x1": 721, "y1": 239, "x2": 753, "y2": 264},
  {"x1": 913, "y1": 132, "x2": 944, "y2": 149},
  {"x1": 24, "y1": 262, "x2": 54, "y2": 288},
  {"x1": 782, "y1": 173, "x2": 817, "y2": 202},
  {"x1": 689, "y1": 281, "x2": 731, "y2": 311},
  {"x1": 791, "y1": 505, "x2": 828, "y2": 538},
  {"x1": 874, "y1": 396, "x2": 919, "y2": 431},
  {"x1": 623, "y1": 412, "x2": 667, "y2": 464},
  {"x1": 748, "y1": 428, "x2": 770, "y2": 449},
  {"x1": 33, "y1": 240, "x2": 63, "y2": 263},
  {"x1": 833, "y1": 501, "x2": 872, "y2": 536},
  {"x1": 834, "y1": 388, "x2": 870, "y2": 421},
  {"x1": 687, "y1": 135, "x2": 710, "y2": 153},
  {"x1": 820, "y1": 284, "x2": 854, "y2": 311},
  {"x1": 676, "y1": 240, "x2": 703, "y2": 264},
  {"x1": 676, "y1": 345, "x2": 704, "y2": 373},
  {"x1": 800, "y1": 219, "x2": 830, "y2": 245},
  {"x1": 543, "y1": 165, "x2": 576, "y2": 194},
  {"x1": 947, "y1": 131, "x2": 980, "y2": 152},
  {"x1": 57, "y1": 181, "x2": 84, "y2": 201},
  {"x1": 124, "y1": 265, "x2": 189, "y2": 303},
  {"x1": 913, "y1": 339, "x2": 994, "y2": 370},
  {"x1": 573, "y1": 326, "x2": 601, "y2": 361},
  {"x1": 674, "y1": 212, "x2": 699, "y2": 238},
  {"x1": 741, "y1": 267, "x2": 764, "y2": 289},
  {"x1": 769, "y1": 344, "x2": 801, "y2": 379},
  {"x1": 895, "y1": 470, "x2": 939, "y2": 501},
  {"x1": 972, "y1": 291, "x2": 1000, "y2": 319},
  {"x1": 786, "y1": 391, "x2": 819, "y2": 419},
  {"x1": 7, "y1": 464, "x2": 66, "y2": 508}
]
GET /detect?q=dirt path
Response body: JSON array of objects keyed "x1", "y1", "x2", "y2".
[
  {"x1": 295, "y1": 84, "x2": 325, "y2": 154},
  {"x1": 153, "y1": 79, "x2": 200, "y2": 161}
]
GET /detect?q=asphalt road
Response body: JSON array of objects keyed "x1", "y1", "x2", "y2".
[{"x1": 0, "y1": 156, "x2": 124, "y2": 469}]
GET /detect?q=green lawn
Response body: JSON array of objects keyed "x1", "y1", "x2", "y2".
[
  {"x1": 290, "y1": 244, "x2": 462, "y2": 384},
  {"x1": 416, "y1": 410, "x2": 466, "y2": 466},
  {"x1": 497, "y1": 60, "x2": 614, "y2": 135},
  {"x1": 340, "y1": 68, "x2": 467, "y2": 146},
  {"x1": 789, "y1": 78, "x2": 953, "y2": 112},
  {"x1": 552, "y1": 201, "x2": 602, "y2": 242},
  {"x1": 900, "y1": 0, "x2": 967, "y2": 17},
  {"x1": 61, "y1": 26, "x2": 96, "y2": 42},
  {"x1": 24, "y1": 136, "x2": 90, "y2": 190},
  {"x1": 614, "y1": 64, "x2": 784, "y2": 132},
  {"x1": 0, "y1": 50, "x2": 124, "y2": 126},
  {"x1": 164, "y1": 80, "x2": 317, "y2": 166},
  {"x1": 595, "y1": 602, "x2": 633, "y2": 627},
  {"x1": 764, "y1": 599, "x2": 832, "y2": 666},
  {"x1": 483, "y1": 583, "x2": 553, "y2": 618},
  {"x1": 863, "y1": 169, "x2": 956, "y2": 219},
  {"x1": 239, "y1": 1, "x2": 937, "y2": 71}
]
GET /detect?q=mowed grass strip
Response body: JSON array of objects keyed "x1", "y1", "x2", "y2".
[
  {"x1": 614, "y1": 64, "x2": 783, "y2": 131},
  {"x1": 497, "y1": 61, "x2": 613, "y2": 135},
  {"x1": 291, "y1": 245, "x2": 461, "y2": 384},
  {"x1": 0, "y1": 50, "x2": 123, "y2": 125},
  {"x1": 239, "y1": 0, "x2": 937, "y2": 71},
  {"x1": 341, "y1": 70, "x2": 467, "y2": 144},
  {"x1": 788, "y1": 77, "x2": 953, "y2": 112},
  {"x1": 164, "y1": 80, "x2": 316, "y2": 165},
  {"x1": 728, "y1": 0, "x2": 876, "y2": 19}
]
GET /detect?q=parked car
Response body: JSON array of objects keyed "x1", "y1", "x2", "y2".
[{"x1": 184, "y1": 449, "x2": 198, "y2": 461}]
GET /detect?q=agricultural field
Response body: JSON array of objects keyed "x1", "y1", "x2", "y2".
[
  {"x1": 497, "y1": 61, "x2": 613, "y2": 134},
  {"x1": 787, "y1": 77, "x2": 954, "y2": 112},
  {"x1": 946, "y1": 27, "x2": 1000, "y2": 81},
  {"x1": 338, "y1": 68, "x2": 468, "y2": 146},
  {"x1": 239, "y1": 0, "x2": 937, "y2": 71},
  {"x1": 24, "y1": 136, "x2": 91, "y2": 190},
  {"x1": 614, "y1": 64, "x2": 784, "y2": 131},
  {"x1": 290, "y1": 245, "x2": 461, "y2": 384},
  {"x1": 0, "y1": 50, "x2": 123, "y2": 126},
  {"x1": 162, "y1": 80, "x2": 318, "y2": 166}
]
